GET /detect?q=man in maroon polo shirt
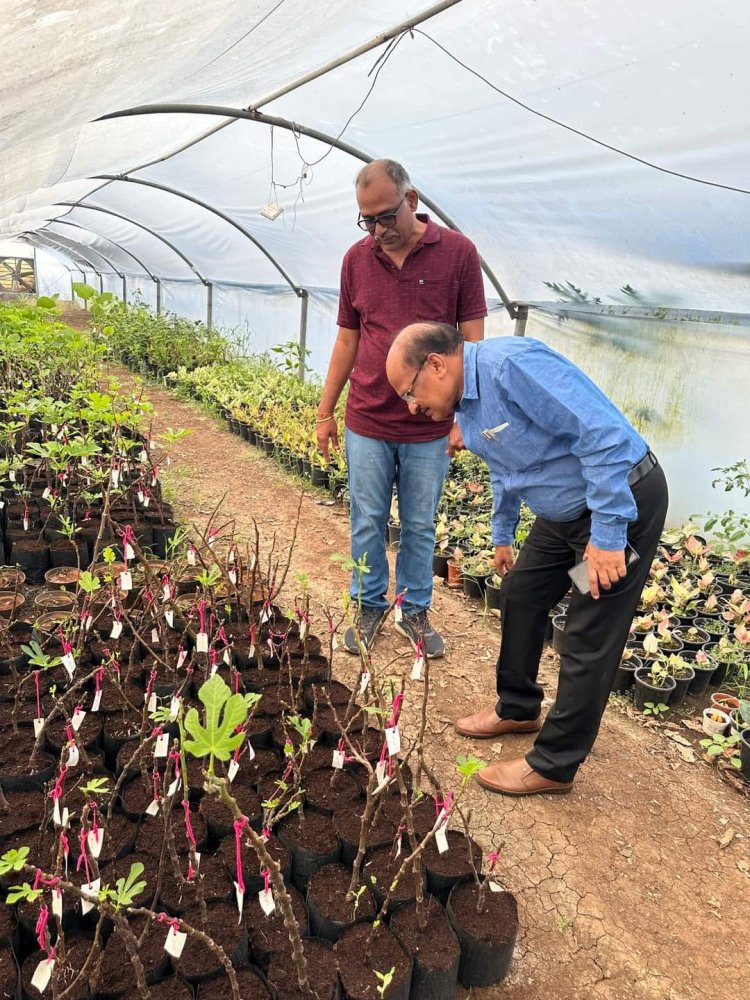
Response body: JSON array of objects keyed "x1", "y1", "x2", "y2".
[{"x1": 316, "y1": 159, "x2": 486, "y2": 657}]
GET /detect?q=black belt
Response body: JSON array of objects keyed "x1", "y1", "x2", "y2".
[{"x1": 628, "y1": 450, "x2": 658, "y2": 487}]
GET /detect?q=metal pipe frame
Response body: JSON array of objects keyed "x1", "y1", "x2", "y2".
[
  {"x1": 26, "y1": 231, "x2": 105, "y2": 283},
  {"x1": 52, "y1": 218, "x2": 159, "y2": 283},
  {"x1": 97, "y1": 103, "x2": 516, "y2": 316},
  {"x1": 41, "y1": 226, "x2": 123, "y2": 279}
]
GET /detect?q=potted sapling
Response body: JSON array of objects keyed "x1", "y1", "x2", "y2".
[{"x1": 633, "y1": 655, "x2": 676, "y2": 713}]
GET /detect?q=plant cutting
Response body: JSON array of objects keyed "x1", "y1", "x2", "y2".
[
  {"x1": 702, "y1": 707, "x2": 730, "y2": 737},
  {"x1": 633, "y1": 661, "x2": 676, "y2": 713},
  {"x1": 699, "y1": 731, "x2": 742, "y2": 769}
]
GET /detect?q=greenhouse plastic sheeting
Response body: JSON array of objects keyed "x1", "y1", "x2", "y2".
[{"x1": 2, "y1": 0, "x2": 749, "y2": 312}]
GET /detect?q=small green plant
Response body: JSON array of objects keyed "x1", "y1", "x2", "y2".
[
  {"x1": 457, "y1": 755, "x2": 484, "y2": 783},
  {"x1": 352, "y1": 884, "x2": 368, "y2": 918},
  {"x1": 183, "y1": 674, "x2": 248, "y2": 774},
  {"x1": 374, "y1": 966, "x2": 396, "y2": 998},
  {"x1": 642, "y1": 701, "x2": 669, "y2": 717},
  {"x1": 20, "y1": 641, "x2": 61, "y2": 671},
  {"x1": 0, "y1": 846, "x2": 29, "y2": 875},
  {"x1": 699, "y1": 731, "x2": 741, "y2": 768}
]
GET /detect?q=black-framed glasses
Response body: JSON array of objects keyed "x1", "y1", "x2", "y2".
[
  {"x1": 400, "y1": 357, "x2": 427, "y2": 404},
  {"x1": 357, "y1": 194, "x2": 408, "y2": 232}
]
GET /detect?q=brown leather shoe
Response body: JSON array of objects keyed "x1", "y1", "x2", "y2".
[
  {"x1": 454, "y1": 706, "x2": 542, "y2": 739},
  {"x1": 476, "y1": 757, "x2": 574, "y2": 796}
]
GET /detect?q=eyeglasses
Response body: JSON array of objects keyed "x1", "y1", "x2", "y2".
[
  {"x1": 400, "y1": 357, "x2": 427, "y2": 404},
  {"x1": 357, "y1": 194, "x2": 408, "y2": 232}
]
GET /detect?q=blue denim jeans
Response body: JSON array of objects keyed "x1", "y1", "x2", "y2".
[{"x1": 345, "y1": 428, "x2": 450, "y2": 614}]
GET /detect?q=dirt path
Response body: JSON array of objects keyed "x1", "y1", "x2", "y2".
[{"x1": 123, "y1": 368, "x2": 749, "y2": 1000}]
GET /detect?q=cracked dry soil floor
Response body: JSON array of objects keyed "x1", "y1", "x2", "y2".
[{"x1": 125, "y1": 370, "x2": 749, "y2": 1000}]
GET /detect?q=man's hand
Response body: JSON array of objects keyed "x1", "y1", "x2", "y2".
[
  {"x1": 494, "y1": 545, "x2": 515, "y2": 576},
  {"x1": 446, "y1": 422, "x2": 465, "y2": 458},
  {"x1": 316, "y1": 416, "x2": 339, "y2": 462},
  {"x1": 583, "y1": 542, "x2": 626, "y2": 599}
]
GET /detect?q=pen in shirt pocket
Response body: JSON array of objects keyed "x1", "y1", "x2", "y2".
[{"x1": 481, "y1": 421, "x2": 509, "y2": 441}]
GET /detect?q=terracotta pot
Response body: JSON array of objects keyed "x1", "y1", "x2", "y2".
[
  {"x1": 0, "y1": 592, "x2": 25, "y2": 617},
  {"x1": 0, "y1": 567, "x2": 26, "y2": 591},
  {"x1": 446, "y1": 560, "x2": 464, "y2": 589},
  {"x1": 44, "y1": 566, "x2": 81, "y2": 588},
  {"x1": 710, "y1": 692, "x2": 740, "y2": 712}
]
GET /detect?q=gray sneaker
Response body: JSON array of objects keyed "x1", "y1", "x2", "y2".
[
  {"x1": 344, "y1": 606, "x2": 387, "y2": 655},
  {"x1": 394, "y1": 610, "x2": 445, "y2": 659}
]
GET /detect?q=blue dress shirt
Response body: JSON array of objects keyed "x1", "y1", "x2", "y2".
[{"x1": 456, "y1": 338, "x2": 648, "y2": 551}]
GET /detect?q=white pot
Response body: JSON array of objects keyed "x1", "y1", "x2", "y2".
[{"x1": 702, "y1": 707, "x2": 730, "y2": 736}]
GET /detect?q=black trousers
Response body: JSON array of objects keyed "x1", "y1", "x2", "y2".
[{"x1": 495, "y1": 461, "x2": 669, "y2": 782}]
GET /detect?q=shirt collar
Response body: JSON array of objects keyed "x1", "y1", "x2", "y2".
[
  {"x1": 458, "y1": 341, "x2": 479, "y2": 409},
  {"x1": 365, "y1": 213, "x2": 438, "y2": 250}
]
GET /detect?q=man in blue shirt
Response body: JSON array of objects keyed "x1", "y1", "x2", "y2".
[{"x1": 386, "y1": 321, "x2": 668, "y2": 796}]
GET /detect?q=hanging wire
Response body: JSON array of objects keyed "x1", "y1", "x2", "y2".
[
  {"x1": 187, "y1": 0, "x2": 289, "y2": 77},
  {"x1": 413, "y1": 28, "x2": 750, "y2": 198}
]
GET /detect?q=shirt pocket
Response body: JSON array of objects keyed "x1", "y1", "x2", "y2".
[
  {"x1": 411, "y1": 278, "x2": 459, "y2": 323},
  {"x1": 483, "y1": 416, "x2": 545, "y2": 472}
]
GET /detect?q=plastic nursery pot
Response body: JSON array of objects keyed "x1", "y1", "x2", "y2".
[
  {"x1": 484, "y1": 576, "x2": 504, "y2": 613},
  {"x1": 44, "y1": 565, "x2": 81, "y2": 589},
  {"x1": 446, "y1": 560, "x2": 464, "y2": 589},
  {"x1": 740, "y1": 729, "x2": 750, "y2": 781},
  {"x1": 633, "y1": 667, "x2": 676, "y2": 713},
  {"x1": 34, "y1": 589, "x2": 77, "y2": 611},
  {"x1": 687, "y1": 657, "x2": 716, "y2": 697},
  {"x1": 335, "y1": 922, "x2": 412, "y2": 1000},
  {"x1": 0, "y1": 567, "x2": 25, "y2": 590},
  {"x1": 432, "y1": 550, "x2": 450, "y2": 579},
  {"x1": 610, "y1": 653, "x2": 642, "y2": 694},
  {"x1": 390, "y1": 896, "x2": 461, "y2": 1000},
  {"x1": 387, "y1": 520, "x2": 401, "y2": 546},
  {"x1": 711, "y1": 692, "x2": 741, "y2": 713},
  {"x1": 551, "y1": 613, "x2": 567, "y2": 655},
  {"x1": 0, "y1": 592, "x2": 25, "y2": 618},
  {"x1": 311, "y1": 466, "x2": 330, "y2": 489},
  {"x1": 668, "y1": 665, "x2": 695, "y2": 708},
  {"x1": 462, "y1": 572, "x2": 486, "y2": 601},
  {"x1": 446, "y1": 879, "x2": 518, "y2": 988},
  {"x1": 673, "y1": 626, "x2": 711, "y2": 652},
  {"x1": 702, "y1": 707, "x2": 731, "y2": 737}
]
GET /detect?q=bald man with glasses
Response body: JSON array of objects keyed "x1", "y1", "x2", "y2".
[{"x1": 316, "y1": 159, "x2": 487, "y2": 658}]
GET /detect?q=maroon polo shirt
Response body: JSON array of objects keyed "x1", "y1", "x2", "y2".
[{"x1": 337, "y1": 214, "x2": 487, "y2": 443}]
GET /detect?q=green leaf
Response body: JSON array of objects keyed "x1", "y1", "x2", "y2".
[
  {"x1": 72, "y1": 282, "x2": 96, "y2": 301},
  {"x1": 456, "y1": 754, "x2": 485, "y2": 780},
  {"x1": 0, "y1": 846, "x2": 29, "y2": 875},
  {"x1": 6, "y1": 882, "x2": 42, "y2": 905},
  {"x1": 183, "y1": 674, "x2": 248, "y2": 764},
  {"x1": 35, "y1": 297, "x2": 58, "y2": 311},
  {"x1": 111, "y1": 862, "x2": 147, "y2": 907}
]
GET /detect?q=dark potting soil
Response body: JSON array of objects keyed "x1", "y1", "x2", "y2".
[
  {"x1": 448, "y1": 880, "x2": 518, "y2": 946},
  {"x1": 105, "y1": 711, "x2": 142, "y2": 745},
  {"x1": 267, "y1": 937, "x2": 339, "y2": 999},
  {"x1": 157, "y1": 849, "x2": 231, "y2": 912},
  {"x1": 279, "y1": 809, "x2": 339, "y2": 853},
  {"x1": 308, "y1": 862, "x2": 376, "y2": 923},
  {"x1": 174, "y1": 900, "x2": 247, "y2": 979},
  {"x1": 142, "y1": 973, "x2": 195, "y2": 1000},
  {"x1": 100, "y1": 681, "x2": 144, "y2": 715},
  {"x1": 91, "y1": 915, "x2": 170, "y2": 994},
  {"x1": 135, "y1": 810, "x2": 208, "y2": 856},
  {"x1": 304, "y1": 767, "x2": 361, "y2": 814},
  {"x1": 335, "y1": 922, "x2": 411, "y2": 1000},
  {"x1": 364, "y1": 843, "x2": 422, "y2": 905},
  {"x1": 246, "y1": 882, "x2": 308, "y2": 961},
  {"x1": 0, "y1": 788, "x2": 45, "y2": 838},
  {"x1": 332, "y1": 803, "x2": 396, "y2": 854},
  {"x1": 383, "y1": 792, "x2": 437, "y2": 838},
  {"x1": 120, "y1": 773, "x2": 159, "y2": 816},
  {"x1": 22, "y1": 936, "x2": 94, "y2": 1000},
  {"x1": 200, "y1": 782, "x2": 261, "y2": 833},
  {"x1": 233, "y1": 745, "x2": 280, "y2": 787},
  {"x1": 390, "y1": 896, "x2": 460, "y2": 972},
  {"x1": 422, "y1": 830, "x2": 482, "y2": 878},
  {"x1": 0, "y1": 668, "x2": 53, "y2": 702},
  {"x1": 0, "y1": 899, "x2": 16, "y2": 940},
  {"x1": 218, "y1": 831, "x2": 291, "y2": 887},
  {"x1": 0, "y1": 729, "x2": 53, "y2": 780},
  {"x1": 305, "y1": 678, "x2": 353, "y2": 710},
  {"x1": 256, "y1": 769, "x2": 284, "y2": 803},
  {"x1": 97, "y1": 812, "x2": 139, "y2": 862},
  {"x1": 195, "y1": 965, "x2": 273, "y2": 999},
  {"x1": 0, "y1": 946, "x2": 16, "y2": 997},
  {"x1": 45, "y1": 711, "x2": 103, "y2": 752}
]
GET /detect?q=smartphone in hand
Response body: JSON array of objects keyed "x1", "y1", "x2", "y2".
[{"x1": 568, "y1": 544, "x2": 639, "y2": 596}]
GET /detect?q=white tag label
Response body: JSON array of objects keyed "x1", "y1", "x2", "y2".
[
  {"x1": 177, "y1": 649, "x2": 188, "y2": 669},
  {"x1": 228, "y1": 549, "x2": 235, "y2": 565},
  {"x1": 394, "y1": 604, "x2": 403, "y2": 623},
  {"x1": 146, "y1": 799, "x2": 160, "y2": 817},
  {"x1": 43, "y1": 487, "x2": 51, "y2": 500},
  {"x1": 164, "y1": 926, "x2": 187, "y2": 957},
  {"x1": 67, "y1": 744, "x2": 79, "y2": 767},
  {"x1": 31, "y1": 957, "x2": 55, "y2": 993},
  {"x1": 247, "y1": 744, "x2": 255, "y2": 761},
  {"x1": 147, "y1": 692, "x2": 158, "y2": 713},
  {"x1": 187, "y1": 549, "x2": 196, "y2": 566},
  {"x1": 234, "y1": 881, "x2": 244, "y2": 920},
  {"x1": 34, "y1": 717, "x2": 45, "y2": 738},
  {"x1": 228, "y1": 759, "x2": 239, "y2": 782},
  {"x1": 223, "y1": 649, "x2": 231, "y2": 665},
  {"x1": 124, "y1": 543, "x2": 135, "y2": 561},
  {"x1": 489, "y1": 880, "x2": 504, "y2": 892},
  {"x1": 165, "y1": 610, "x2": 174, "y2": 628},
  {"x1": 167, "y1": 777, "x2": 181, "y2": 797},
  {"x1": 374, "y1": 760, "x2": 388, "y2": 793},
  {"x1": 249, "y1": 643, "x2": 256, "y2": 659},
  {"x1": 72, "y1": 708, "x2": 86, "y2": 732},
  {"x1": 111, "y1": 469, "x2": 120, "y2": 488},
  {"x1": 258, "y1": 888, "x2": 275, "y2": 916},
  {"x1": 118, "y1": 571, "x2": 132, "y2": 591},
  {"x1": 137, "y1": 491, "x2": 145, "y2": 504},
  {"x1": 210, "y1": 660, "x2": 218, "y2": 678},
  {"x1": 162, "y1": 584, "x2": 171, "y2": 601},
  {"x1": 92, "y1": 690, "x2": 102, "y2": 712},
  {"x1": 82, "y1": 613, "x2": 93, "y2": 632},
  {"x1": 385, "y1": 726, "x2": 401, "y2": 757},
  {"x1": 151, "y1": 628, "x2": 159, "y2": 644},
  {"x1": 62, "y1": 652, "x2": 76, "y2": 678},
  {"x1": 9, "y1": 470, "x2": 15, "y2": 482},
  {"x1": 332, "y1": 750, "x2": 345, "y2": 770},
  {"x1": 170, "y1": 696, "x2": 181, "y2": 719},
  {"x1": 23, "y1": 517, "x2": 29, "y2": 531},
  {"x1": 87, "y1": 828, "x2": 104, "y2": 858},
  {"x1": 435, "y1": 825, "x2": 449, "y2": 855},
  {"x1": 110, "y1": 620, "x2": 123, "y2": 639},
  {"x1": 196, "y1": 632, "x2": 208, "y2": 653},
  {"x1": 52, "y1": 889, "x2": 63, "y2": 918},
  {"x1": 53, "y1": 799, "x2": 62, "y2": 826},
  {"x1": 80, "y1": 879, "x2": 100, "y2": 915},
  {"x1": 260, "y1": 607, "x2": 270, "y2": 624},
  {"x1": 411, "y1": 655, "x2": 425, "y2": 681},
  {"x1": 299, "y1": 621, "x2": 308, "y2": 640},
  {"x1": 155, "y1": 733, "x2": 169, "y2": 758},
  {"x1": 140, "y1": 449, "x2": 149, "y2": 463},
  {"x1": 359, "y1": 671, "x2": 370, "y2": 695},
  {"x1": 228, "y1": 569, "x2": 237, "y2": 585}
]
